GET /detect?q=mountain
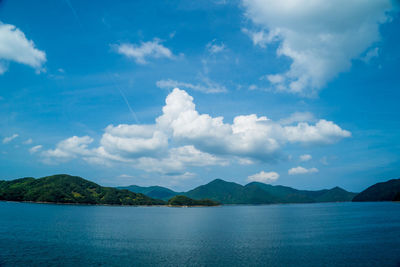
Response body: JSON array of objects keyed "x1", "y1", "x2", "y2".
[
  {"x1": 184, "y1": 179, "x2": 279, "y2": 204},
  {"x1": 0, "y1": 174, "x2": 165, "y2": 205},
  {"x1": 118, "y1": 185, "x2": 179, "y2": 201},
  {"x1": 353, "y1": 178, "x2": 400, "y2": 202},
  {"x1": 184, "y1": 179, "x2": 356, "y2": 204},
  {"x1": 167, "y1": 195, "x2": 219, "y2": 207}
]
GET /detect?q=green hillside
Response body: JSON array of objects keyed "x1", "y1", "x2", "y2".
[
  {"x1": 353, "y1": 178, "x2": 400, "y2": 202},
  {"x1": 0, "y1": 174, "x2": 165, "y2": 205},
  {"x1": 184, "y1": 179, "x2": 356, "y2": 204},
  {"x1": 185, "y1": 179, "x2": 279, "y2": 204}
]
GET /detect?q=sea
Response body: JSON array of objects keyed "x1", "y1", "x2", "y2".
[{"x1": 0, "y1": 201, "x2": 399, "y2": 266}]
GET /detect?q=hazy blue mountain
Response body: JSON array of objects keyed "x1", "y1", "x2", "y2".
[
  {"x1": 118, "y1": 185, "x2": 180, "y2": 201},
  {"x1": 0, "y1": 174, "x2": 165, "y2": 205},
  {"x1": 353, "y1": 178, "x2": 400, "y2": 202}
]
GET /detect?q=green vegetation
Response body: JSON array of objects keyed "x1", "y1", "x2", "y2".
[
  {"x1": 353, "y1": 178, "x2": 400, "y2": 202},
  {"x1": 184, "y1": 179, "x2": 356, "y2": 204},
  {"x1": 167, "y1": 195, "x2": 219, "y2": 206},
  {"x1": 0, "y1": 174, "x2": 165, "y2": 205},
  {"x1": 118, "y1": 185, "x2": 179, "y2": 201}
]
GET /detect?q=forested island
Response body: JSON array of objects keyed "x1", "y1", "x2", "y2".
[{"x1": 167, "y1": 195, "x2": 219, "y2": 206}]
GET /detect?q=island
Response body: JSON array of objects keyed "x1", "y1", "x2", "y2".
[{"x1": 167, "y1": 195, "x2": 220, "y2": 207}]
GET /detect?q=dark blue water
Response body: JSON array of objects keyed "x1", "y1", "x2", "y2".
[{"x1": 0, "y1": 202, "x2": 399, "y2": 266}]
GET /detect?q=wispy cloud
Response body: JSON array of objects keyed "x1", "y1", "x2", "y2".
[
  {"x1": 156, "y1": 78, "x2": 227, "y2": 94},
  {"x1": 2, "y1": 134, "x2": 18, "y2": 144},
  {"x1": 288, "y1": 166, "x2": 318, "y2": 175},
  {"x1": 299, "y1": 154, "x2": 312, "y2": 162},
  {"x1": 29, "y1": 145, "x2": 42, "y2": 154},
  {"x1": 206, "y1": 39, "x2": 226, "y2": 54},
  {"x1": 114, "y1": 39, "x2": 175, "y2": 64}
]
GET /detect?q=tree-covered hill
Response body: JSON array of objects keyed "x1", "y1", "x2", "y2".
[
  {"x1": 353, "y1": 178, "x2": 400, "y2": 202},
  {"x1": 183, "y1": 179, "x2": 356, "y2": 204},
  {"x1": 0, "y1": 174, "x2": 165, "y2": 205},
  {"x1": 167, "y1": 195, "x2": 219, "y2": 206}
]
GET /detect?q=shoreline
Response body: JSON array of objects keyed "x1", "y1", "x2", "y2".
[{"x1": 1, "y1": 199, "x2": 391, "y2": 208}]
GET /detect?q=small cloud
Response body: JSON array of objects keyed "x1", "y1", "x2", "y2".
[
  {"x1": 361, "y1": 47, "x2": 379, "y2": 63},
  {"x1": 248, "y1": 84, "x2": 258, "y2": 91},
  {"x1": 23, "y1": 138, "x2": 33, "y2": 145},
  {"x1": 320, "y1": 156, "x2": 329, "y2": 165},
  {"x1": 299, "y1": 154, "x2": 312, "y2": 162},
  {"x1": 2, "y1": 134, "x2": 18, "y2": 144},
  {"x1": 57, "y1": 68, "x2": 65, "y2": 73},
  {"x1": 114, "y1": 39, "x2": 175, "y2": 64},
  {"x1": 29, "y1": 145, "x2": 42, "y2": 154},
  {"x1": 206, "y1": 39, "x2": 226, "y2": 54},
  {"x1": 288, "y1": 166, "x2": 318, "y2": 175},
  {"x1": 247, "y1": 171, "x2": 279, "y2": 184},
  {"x1": 156, "y1": 78, "x2": 227, "y2": 94},
  {"x1": 118, "y1": 174, "x2": 135, "y2": 178},
  {"x1": 165, "y1": 172, "x2": 196, "y2": 180}
]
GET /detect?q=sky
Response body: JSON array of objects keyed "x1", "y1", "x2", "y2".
[{"x1": 0, "y1": 0, "x2": 399, "y2": 192}]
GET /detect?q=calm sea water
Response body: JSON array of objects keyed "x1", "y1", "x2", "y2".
[{"x1": 0, "y1": 201, "x2": 399, "y2": 267}]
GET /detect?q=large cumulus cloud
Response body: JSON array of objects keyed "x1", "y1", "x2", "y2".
[{"x1": 42, "y1": 88, "x2": 350, "y2": 175}]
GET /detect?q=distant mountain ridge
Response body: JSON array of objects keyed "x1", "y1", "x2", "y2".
[
  {"x1": 118, "y1": 185, "x2": 180, "y2": 201},
  {"x1": 122, "y1": 178, "x2": 357, "y2": 204},
  {"x1": 5, "y1": 174, "x2": 398, "y2": 206},
  {"x1": 353, "y1": 178, "x2": 400, "y2": 202}
]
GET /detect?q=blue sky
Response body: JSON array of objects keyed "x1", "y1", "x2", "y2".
[{"x1": 0, "y1": 0, "x2": 399, "y2": 192}]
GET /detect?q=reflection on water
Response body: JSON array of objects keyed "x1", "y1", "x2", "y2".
[{"x1": 0, "y1": 202, "x2": 399, "y2": 266}]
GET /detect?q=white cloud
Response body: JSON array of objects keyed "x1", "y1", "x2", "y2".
[
  {"x1": 242, "y1": 0, "x2": 395, "y2": 95},
  {"x1": 206, "y1": 39, "x2": 226, "y2": 54},
  {"x1": 100, "y1": 124, "x2": 168, "y2": 158},
  {"x1": 242, "y1": 28, "x2": 280, "y2": 48},
  {"x1": 0, "y1": 23, "x2": 46, "y2": 74},
  {"x1": 361, "y1": 47, "x2": 380, "y2": 63},
  {"x1": 42, "y1": 88, "x2": 350, "y2": 175},
  {"x1": 157, "y1": 89, "x2": 350, "y2": 159},
  {"x1": 132, "y1": 145, "x2": 227, "y2": 174},
  {"x1": 280, "y1": 111, "x2": 315, "y2": 125},
  {"x1": 288, "y1": 166, "x2": 319, "y2": 175},
  {"x1": 247, "y1": 171, "x2": 279, "y2": 183},
  {"x1": 299, "y1": 154, "x2": 312, "y2": 162},
  {"x1": 115, "y1": 39, "x2": 174, "y2": 64},
  {"x1": 29, "y1": 145, "x2": 42, "y2": 154},
  {"x1": 284, "y1": 120, "x2": 351, "y2": 144},
  {"x1": 23, "y1": 138, "x2": 33, "y2": 145},
  {"x1": 42, "y1": 136, "x2": 94, "y2": 161},
  {"x1": 156, "y1": 78, "x2": 227, "y2": 94},
  {"x1": 2, "y1": 134, "x2": 18, "y2": 144}
]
